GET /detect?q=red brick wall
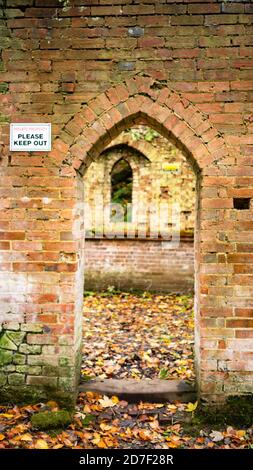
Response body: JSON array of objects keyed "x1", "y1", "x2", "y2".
[
  {"x1": 0, "y1": 1, "x2": 253, "y2": 403},
  {"x1": 85, "y1": 238, "x2": 194, "y2": 293}
]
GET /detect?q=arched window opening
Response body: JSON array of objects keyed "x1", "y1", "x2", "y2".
[{"x1": 111, "y1": 158, "x2": 133, "y2": 222}]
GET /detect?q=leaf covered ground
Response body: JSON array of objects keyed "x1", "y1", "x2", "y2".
[
  {"x1": 0, "y1": 292, "x2": 252, "y2": 449},
  {"x1": 0, "y1": 392, "x2": 253, "y2": 449},
  {"x1": 82, "y1": 292, "x2": 195, "y2": 382}
]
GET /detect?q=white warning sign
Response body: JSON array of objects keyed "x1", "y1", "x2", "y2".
[{"x1": 10, "y1": 123, "x2": 51, "y2": 152}]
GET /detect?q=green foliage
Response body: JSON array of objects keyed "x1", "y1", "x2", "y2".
[
  {"x1": 101, "y1": 286, "x2": 122, "y2": 296},
  {"x1": 159, "y1": 367, "x2": 169, "y2": 379},
  {"x1": 83, "y1": 290, "x2": 95, "y2": 297},
  {"x1": 144, "y1": 128, "x2": 159, "y2": 142},
  {"x1": 84, "y1": 287, "x2": 122, "y2": 297},
  {"x1": 111, "y1": 159, "x2": 132, "y2": 222},
  {"x1": 0, "y1": 349, "x2": 13, "y2": 366},
  {"x1": 127, "y1": 128, "x2": 159, "y2": 142},
  {"x1": 128, "y1": 129, "x2": 142, "y2": 141},
  {"x1": 196, "y1": 396, "x2": 253, "y2": 428},
  {"x1": 81, "y1": 414, "x2": 96, "y2": 427},
  {"x1": 112, "y1": 185, "x2": 131, "y2": 205},
  {"x1": 31, "y1": 410, "x2": 72, "y2": 430},
  {"x1": 58, "y1": 0, "x2": 70, "y2": 7},
  {"x1": 0, "y1": 114, "x2": 10, "y2": 123},
  {"x1": 81, "y1": 373, "x2": 93, "y2": 382},
  {"x1": 0, "y1": 82, "x2": 8, "y2": 94}
]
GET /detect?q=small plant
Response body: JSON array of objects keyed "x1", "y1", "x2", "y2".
[
  {"x1": 127, "y1": 127, "x2": 159, "y2": 143},
  {"x1": 144, "y1": 128, "x2": 159, "y2": 142},
  {"x1": 81, "y1": 373, "x2": 93, "y2": 381},
  {"x1": 81, "y1": 414, "x2": 96, "y2": 427},
  {"x1": 159, "y1": 367, "x2": 170, "y2": 379},
  {"x1": 185, "y1": 401, "x2": 198, "y2": 420},
  {"x1": 129, "y1": 129, "x2": 142, "y2": 141},
  {"x1": 107, "y1": 285, "x2": 116, "y2": 293},
  {"x1": 83, "y1": 290, "x2": 95, "y2": 297}
]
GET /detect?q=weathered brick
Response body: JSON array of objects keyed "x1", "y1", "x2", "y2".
[{"x1": 0, "y1": 1, "x2": 252, "y2": 407}]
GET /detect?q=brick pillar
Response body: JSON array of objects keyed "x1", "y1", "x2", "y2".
[{"x1": 0, "y1": 153, "x2": 84, "y2": 407}]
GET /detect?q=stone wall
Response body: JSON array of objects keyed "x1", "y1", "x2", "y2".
[
  {"x1": 0, "y1": 1, "x2": 253, "y2": 403},
  {"x1": 0, "y1": 321, "x2": 76, "y2": 405}
]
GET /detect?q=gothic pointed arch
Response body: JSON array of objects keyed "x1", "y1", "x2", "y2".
[{"x1": 48, "y1": 75, "x2": 229, "y2": 177}]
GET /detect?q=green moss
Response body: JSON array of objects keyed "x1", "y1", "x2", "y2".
[
  {"x1": 81, "y1": 414, "x2": 96, "y2": 427},
  {"x1": 0, "y1": 348, "x2": 13, "y2": 366},
  {"x1": 59, "y1": 357, "x2": 72, "y2": 367},
  {"x1": 7, "y1": 331, "x2": 26, "y2": 346},
  {"x1": 13, "y1": 353, "x2": 26, "y2": 365},
  {"x1": 42, "y1": 365, "x2": 60, "y2": 376},
  {"x1": 0, "y1": 82, "x2": 8, "y2": 93},
  {"x1": 21, "y1": 324, "x2": 43, "y2": 333},
  {"x1": 16, "y1": 365, "x2": 41, "y2": 375},
  {"x1": 8, "y1": 373, "x2": 25, "y2": 385},
  {"x1": 0, "y1": 373, "x2": 7, "y2": 386},
  {"x1": 0, "y1": 385, "x2": 77, "y2": 410},
  {"x1": 0, "y1": 333, "x2": 17, "y2": 351},
  {"x1": 194, "y1": 395, "x2": 253, "y2": 428},
  {"x1": 0, "y1": 349, "x2": 13, "y2": 365},
  {"x1": 0, "y1": 115, "x2": 10, "y2": 123},
  {"x1": 31, "y1": 410, "x2": 72, "y2": 431},
  {"x1": 19, "y1": 344, "x2": 41, "y2": 354}
]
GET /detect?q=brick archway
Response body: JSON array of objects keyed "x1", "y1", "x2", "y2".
[
  {"x1": 51, "y1": 75, "x2": 229, "y2": 176},
  {"x1": 53, "y1": 76, "x2": 229, "y2": 402},
  {"x1": 0, "y1": 76, "x2": 233, "y2": 406},
  {"x1": 105, "y1": 137, "x2": 164, "y2": 164}
]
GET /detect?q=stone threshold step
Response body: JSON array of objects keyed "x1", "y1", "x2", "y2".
[{"x1": 79, "y1": 378, "x2": 196, "y2": 403}]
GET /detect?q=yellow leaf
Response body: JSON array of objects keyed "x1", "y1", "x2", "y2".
[
  {"x1": 167, "y1": 404, "x2": 177, "y2": 412},
  {"x1": 0, "y1": 413, "x2": 14, "y2": 419},
  {"x1": 186, "y1": 401, "x2": 198, "y2": 413},
  {"x1": 100, "y1": 423, "x2": 110, "y2": 431},
  {"x1": 20, "y1": 433, "x2": 33, "y2": 442},
  {"x1": 92, "y1": 436, "x2": 107, "y2": 448},
  {"x1": 99, "y1": 423, "x2": 118, "y2": 432},
  {"x1": 97, "y1": 439, "x2": 107, "y2": 449},
  {"x1": 34, "y1": 439, "x2": 49, "y2": 449},
  {"x1": 0, "y1": 434, "x2": 5, "y2": 441},
  {"x1": 237, "y1": 430, "x2": 246, "y2": 438},
  {"x1": 111, "y1": 395, "x2": 119, "y2": 405},
  {"x1": 99, "y1": 395, "x2": 118, "y2": 408},
  {"x1": 46, "y1": 400, "x2": 58, "y2": 409},
  {"x1": 96, "y1": 360, "x2": 104, "y2": 366}
]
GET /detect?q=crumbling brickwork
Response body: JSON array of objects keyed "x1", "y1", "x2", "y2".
[
  {"x1": 85, "y1": 126, "x2": 196, "y2": 235},
  {"x1": 0, "y1": 1, "x2": 253, "y2": 403},
  {"x1": 84, "y1": 126, "x2": 195, "y2": 291}
]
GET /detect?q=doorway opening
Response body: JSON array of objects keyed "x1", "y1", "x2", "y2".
[{"x1": 81, "y1": 123, "x2": 198, "y2": 400}]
